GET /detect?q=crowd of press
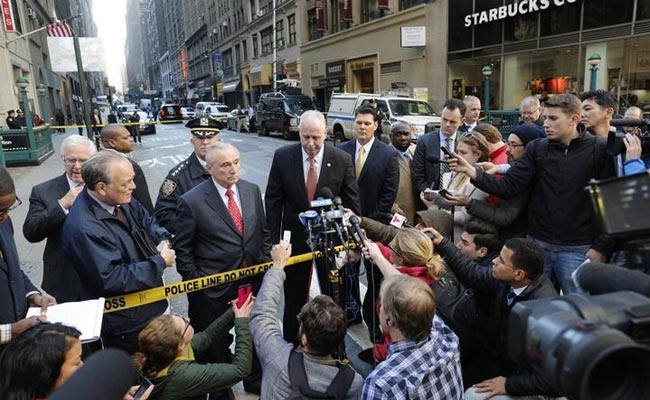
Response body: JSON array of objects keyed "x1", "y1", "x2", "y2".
[{"x1": 0, "y1": 87, "x2": 647, "y2": 400}]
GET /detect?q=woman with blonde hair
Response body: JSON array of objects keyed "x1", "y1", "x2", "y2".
[
  {"x1": 133, "y1": 296, "x2": 254, "y2": 400},
  {"x1": 363, "y1": 228, "x2": 446, "y2": 362},
  {"x1": 422, "y1": 132, "x2": 491, "y2": 239}
]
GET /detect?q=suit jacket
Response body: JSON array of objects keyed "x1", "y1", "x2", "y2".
[
  {"x1": 338, "y1": 139, "x2": 399, "y2": 222},
  {"x1": 265, "y1": 143, "x2": 360, "y2": 253},
  {"x1": 62, "y1": 190, "x2": 171, "y2": 335},
  {"x1": 412, "y1": 129, "x2": 459, "y2": 192},
  {"x1": 391, "y1": 144, "x2": 416, "y2": 224},
  {"x1": 23, "y1": 174, "x2": 82, "y2": 303},
  {"x1": 0, "y1": 217, "x2": 39, "y2": 324},
  {"x1": 174, "y1": 179, "x2": 272, "y2": 299}
]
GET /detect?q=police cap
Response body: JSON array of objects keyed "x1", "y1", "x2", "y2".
[{"x1": 185, "y1": 117, "x2": 224, "y2": 138}]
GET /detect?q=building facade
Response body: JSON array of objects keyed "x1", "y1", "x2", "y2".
[{"x1": 448, "y1": 0, "x2": 650, "y2": 111}]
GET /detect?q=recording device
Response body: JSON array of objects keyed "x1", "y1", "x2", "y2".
[
  {"x1": 440, "y1": 145, "x2": 454, "y2": 158},
  {"x1": 607, "y1": 118, "x2": 650, "y2": 157},
  {"x1": 348, "y1": 215, "x2": 366, "y2": 247},
  {"x1": 426, "y1": 155, "x2": 450, "y2": 164},
  {"x1": 575, "y1": 262, "x2": 650, "y2": 296},
  {"x1": 508, "y1": 292, "x2": 650, "y2": 400},
  {"x1": 587, "y1": 172, "x2": 650, "y2": 269},
  {"x1": 49, "y1": 349, "x2": 136, "y2": 400},
  {"x1": 133, "y1": 377, "x2": 153, "y2": 400},
  {"x1": 236, "y1": 284, "x2": 252, "y2": 308}
]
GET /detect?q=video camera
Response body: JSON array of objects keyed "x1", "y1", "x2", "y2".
[
  {"x1": 508, "y1": 291, "x2": 650, "y2": 400},
  {"x1": 607, "y1": 118, "x2": 650, "y2": 158}
]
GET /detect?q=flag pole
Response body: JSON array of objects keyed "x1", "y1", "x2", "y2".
[
  {"x1": 6, "y1": 15, "x2": 82, "y2": 44},
  {"x1": 71, "y1": 16, "x2": 95, "y2": 143}
]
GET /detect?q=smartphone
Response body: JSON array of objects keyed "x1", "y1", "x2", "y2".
[
  {"x1": 441, "y1": 146, "x2": 454, "y2": 158},
  {"x1": 423, "y1": 188, "x2": 436, "y2": 202},
  {"x1": 133, "y1": 378, "x2": 152, "y2": 400},
  {"x1": 236, "y1": 284, "x2": 252, "y2": 308}
]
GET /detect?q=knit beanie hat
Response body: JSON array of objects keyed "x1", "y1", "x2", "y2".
[{"x1": 510, "y1": 123, "x2": 545, "y2": 145}]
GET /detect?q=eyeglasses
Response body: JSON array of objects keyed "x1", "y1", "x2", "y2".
[
  {"x1": 173, "y1": 314, "x2": 191, "y2": 337},
  {"x1": 0, "y1": 196, "x2": 22, "y2": 216},
  {"x1": 387, "y1": 243, "x2": 403, "y2": 259},
  {"x1": 63, "y1": 158, "x2": 88, "y2": 166},
  {"x1": 506, "y1": 142, "x2": 525, "y2": 148},
  {"x1": 494, "y1": 256, "x2": 515, "y2": 269}
]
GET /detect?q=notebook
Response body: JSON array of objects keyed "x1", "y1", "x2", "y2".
[{"x1": 26, "y1": 298, "x2": 105, "y2": 343}]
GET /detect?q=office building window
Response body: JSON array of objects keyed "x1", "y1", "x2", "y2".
[
  {"x1": 252, "y1": 34, "x2": 259, "y2": 58},
  {"x1": 261, "y1": 27, "x2": 272, "y2": 54},
  {"x1": 288, "y1": 14, "x2": 296, "y2": 44},
  {"x1": 276, "y1": 20, "x2": 285, "y2": 48}
]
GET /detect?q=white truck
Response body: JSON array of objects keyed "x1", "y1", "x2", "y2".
[{"x1": 326, "y1": 93, "x2": 441, "y2": 144}]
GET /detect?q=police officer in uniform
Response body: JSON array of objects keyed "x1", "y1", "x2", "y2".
[{"x1": 154, "y1": 117, "x2": 223, "y2": 234}]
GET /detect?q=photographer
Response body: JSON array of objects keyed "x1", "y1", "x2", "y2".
[{"x1": 623, "y1": 133, "x2": 647, "y2": 175}]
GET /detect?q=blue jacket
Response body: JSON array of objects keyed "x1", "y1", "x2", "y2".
[
  {"x1": 62, "y1": 190, "x2": 171, "y2": 336},
  {"x1": 0, "y1": 217, "x2": 38, "y2": 324}
]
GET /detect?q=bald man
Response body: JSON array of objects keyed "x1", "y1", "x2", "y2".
[{"x1": 100, "y1": 124, "x2": 154, "y2": 212}]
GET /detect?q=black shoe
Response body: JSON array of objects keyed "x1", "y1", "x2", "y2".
[{"x1": 358, "y1": 348, "x2": 375, "y2": 365}]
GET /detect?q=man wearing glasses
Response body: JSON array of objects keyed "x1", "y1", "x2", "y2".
[
  {"x1": 62, "y1": 152, "x2": 175, "y2": 353},
  {"x1": 23, "y1": 135, "x2": 97, "y2": 303},
  {"x1": 0, "y1": 167, "x2": 57, "y2": 345}
]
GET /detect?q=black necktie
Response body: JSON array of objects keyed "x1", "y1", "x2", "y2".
[
  {"x1": 114, "y1": 206, "x2": 129, "y2": 228},
  {"x1": 506, "y1": 287, "x2": 516, "y2": 306}
]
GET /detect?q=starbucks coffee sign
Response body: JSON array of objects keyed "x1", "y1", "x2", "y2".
[{"x1": 464, "y1": 0, "x2": 578, "y2": 27}]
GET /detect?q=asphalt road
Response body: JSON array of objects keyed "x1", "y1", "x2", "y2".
[{"x1": 10, "y1": 122, "x2": 374, "y2": 398}]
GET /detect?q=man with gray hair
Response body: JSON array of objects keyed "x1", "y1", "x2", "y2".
[
  {"x1": 174, "y1": 142, "x2": 271, "y2": 395},
  {"x1": 62, "y1": 151, "x2": 174, "y2": 353},
  {"x1": 23, "y1": 135, "x2": 97, "y2": 303},
  {"x1": 519, "y1": 96, "x2": 544, "y2": 126},
  {"x1": 460, "y1": 95, "x2": 482, "y2": 134}
]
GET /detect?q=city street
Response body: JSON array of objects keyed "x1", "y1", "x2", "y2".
[{"x1": 9, "y1": 122, "x2": 373, "y2": 398}]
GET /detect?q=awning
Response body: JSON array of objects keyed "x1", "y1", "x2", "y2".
[
  {"x1": 249, "y1": 64, "x2": 272, "y2": 86},
  {"x1": 222, "y1": 80, "x2": 241, "y2": 93}
]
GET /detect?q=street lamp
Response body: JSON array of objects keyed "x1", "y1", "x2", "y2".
[
  {"x1": 15, "y1": 76, "x2": 34, "y2": 132},
  {"x1": 587, "y1": 53, "x2": 602, "y2": 91},
  {"x1": 36, "y1": 83, "x2": 48, "y2": 123},
  {"x1": 482, "y1": 65, "x2": 493, "y2": 114}
]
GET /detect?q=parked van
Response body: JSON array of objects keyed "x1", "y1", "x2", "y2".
[
  {"x1": 195, "y1": 102, "x2": 230, "y2": 119},
  {"x1": 256, "y1": 92, "x2": 315, "y2": 140},
  {"x1": 326, "y1": 93, "x2": 440, "y2": 144}
]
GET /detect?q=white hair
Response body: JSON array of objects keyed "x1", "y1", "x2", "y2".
[{"x1": 60, "y1": 135, "x2": 97, "y2": 156}]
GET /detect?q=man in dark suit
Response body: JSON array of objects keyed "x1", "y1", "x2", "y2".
[
  {"x1": 413, "y1": 98, "x2": 466, "y2": 193},
  {"x1": 174, "y1": 142, "x2": 271, "y2": 397},
  {"x1": 0, "y1": 167, "x2": 56, "y2": 345},
  {"x1": 459, "y1": 95, "x2": 483, "y2": 134},
  {"x1": 338, "y1": 106, "x2": 399, "y2": 341},
  {"x1": 338, "y1": 106, "x2": 399, "y2": 223},
  {"x1": 23, "y1": 135, "x2": 97, "y2": 303},
  {"x1": 265, "y1": 110, "x2": 361, "y2": 343},
  {"x1": 100, "y1": 124, "x2": 154, "y2": 212}
]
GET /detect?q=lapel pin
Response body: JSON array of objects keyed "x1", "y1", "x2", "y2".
[{"x1": 327, "y1": 162, "x2": 331, "y2": 167}]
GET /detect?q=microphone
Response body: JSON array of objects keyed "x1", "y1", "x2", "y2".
[
  {"x1": 575, "y1": 262, "x2": 650, "y2": 297},
  {"x1": 331, "y1": 196, "x2": 350, "y2": 243},
  {"x1": 611, "y1": 118, "x2": 650, "y2": 128},
  {"x1": 319, "y1": 187, "x2": 334, "y2": 199},
  {"x1": 49, "y1": 349, "x2": 135, "y2": 400},
  {"x1": 348, "y1": 215, "x2": 366, "y2": 246},
  {"x1": 426, "y1": 155, "x2": 449, "y2": 164},
  {"x1": 299, "y1": 210, "x2": 320, "y2": 227}
]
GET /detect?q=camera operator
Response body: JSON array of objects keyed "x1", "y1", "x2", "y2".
[
  {"x1": 427, "y1": 228, "x2": 561, "y2": 399},
  {"x1": 620, "y1": 107, "x2": 650, "y2": 175}
]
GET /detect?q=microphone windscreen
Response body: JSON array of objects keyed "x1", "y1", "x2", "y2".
[
  {"x1": 49, "y1": 349, "x2": 136, "y2": 400},
  {"x1": 575, "y1": 262, "x2": 650, "y2": 297},
  {"x1": 318, "y1": 186, "x2": 333, "y2": 199}
]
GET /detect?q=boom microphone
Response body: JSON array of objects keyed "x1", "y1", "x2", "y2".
[
  {"x1": 575, "y1": 262, "x2": 650, "y2": 297},
  {"x1": 49, "y1": 349, "x2": 135, "y2": 400},
  {"x1": 319, "y1": 187, "x2": 334, "y2": 199}
]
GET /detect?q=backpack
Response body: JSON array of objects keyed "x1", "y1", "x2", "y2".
[
  {"x1": 432, "y1": 269, "x2": 480, "y2": 343},
  {"x1": 287, "y1": 350, "x2": 355, "y2": 400}
]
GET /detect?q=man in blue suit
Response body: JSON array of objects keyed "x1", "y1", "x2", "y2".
[
  {"x1": 338, "y1": 106, "x2": 399, "y2": 343},
  {"x1": 0, "y1": 167, "x2": 56, "y2": 345},
  {"x1": 338, "y1": 106, "x2": 399, "y2": 223}
]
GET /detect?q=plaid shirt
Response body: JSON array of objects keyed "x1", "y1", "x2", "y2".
[
  {"x1": 361, "y1": 315, "x2": 464, "y2": 400},
  {"x1": 0, "y1": 323, "x2": 12, "y2": 344}
]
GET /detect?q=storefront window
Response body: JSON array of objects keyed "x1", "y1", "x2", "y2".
[
  {"x1": 448, "y1": 58, "x2": 501, "y2": 109},
  {"x1": 504, "y1": 0, "x2": 537, "y2": 42},
  {"x1": 637, "y1": 0, "x2": 650, "y2": 21},
  {"x1": 583, "y1": 0, "x2": 634, "y2": 29},
  {"x1": 539, "y1": 0, "x2": 581, "y2": 37},
  {"x1": 612, "y1": 37, "x2": 650, "y2": 111},
  {"x1": 448, "y1": 0, "x2": 473, "y2": 51}
]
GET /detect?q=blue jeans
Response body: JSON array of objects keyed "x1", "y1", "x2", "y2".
[{"x1": 529, "y1": 237, "x2": 590, "y2": 294}]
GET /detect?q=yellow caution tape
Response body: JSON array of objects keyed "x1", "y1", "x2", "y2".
[{"x1": 104, "y1": 243, "x2": 358, "y2": 313}]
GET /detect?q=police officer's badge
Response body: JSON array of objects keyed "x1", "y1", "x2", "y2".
[
  {"x1": 161, "y1": 179, "x2": 177, "y2": 197},
  {"x1": 200, "y1": 117, "x2": 209, "y2": 126}
]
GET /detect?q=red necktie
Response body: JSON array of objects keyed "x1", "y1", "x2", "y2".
[
  {"x1": 306, "y1": 156, "x2": 317, "y2": 202},
  {"x1": 114, "y1": 206, "x2": 129, "y2": 228},
  {"x1": 226, "y1": 189, "x2": 244, "y2": 234}
]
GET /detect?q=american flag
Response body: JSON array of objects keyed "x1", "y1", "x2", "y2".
[{"x1": 46, "y1": 20, "x2": 73, "y2": 37}]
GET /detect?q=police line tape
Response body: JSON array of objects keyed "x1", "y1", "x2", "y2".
[
  {"x1": 49, "y1": 116, "x2": 230, "y2": 130},
  {"x1": 104, "y1": 243, "x2": 358, "y2": 313}
]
